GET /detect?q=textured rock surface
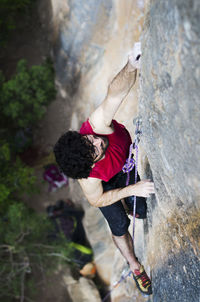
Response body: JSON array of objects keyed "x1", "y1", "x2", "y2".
[
  {"x1": 63, "y1": 269, "x2": 102, "y2": 302},
  {"x1": 139, "y1": 0, "x2": 200, "y2": 301},
  {"x1": 82, "y1": 205, "x2": 116, "y2": 285},
  {"x1": 50, "y1": 0, "x2": 145, "y2": 131}
]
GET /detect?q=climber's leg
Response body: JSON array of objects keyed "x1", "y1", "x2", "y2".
[
  {"x1": 99, "y1": 199, "x2": 140, "y2": 271},
  {"x1": 100, "y1": 174, "x2": 152, "y2": 295},
  {"x1": 99, "y1": 201, "x2": 152, "y2": 295},
  {"x1": 112, "y1": 231, "x2": 140, "y2": 271},
  {"x1": 112, "y1": 232, "x2": 152, "y2": 295}
]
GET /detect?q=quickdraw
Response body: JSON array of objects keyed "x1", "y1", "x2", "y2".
[{"x1": 102, "y1": 268, "x2": 132, "y2": 302}]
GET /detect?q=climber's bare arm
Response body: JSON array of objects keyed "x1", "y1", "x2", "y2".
[
  {"x1": 89, "y1": 43, "x2": 141, "y2": 133},
  {"x1": 89, "y1": 62, "x2": 137, "y2": 133},
  {"x1": 78, "y1": 177, "x2": 155, "y2": 208}
]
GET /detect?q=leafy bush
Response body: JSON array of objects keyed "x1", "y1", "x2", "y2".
[
  {"x1": 0, "y1": 59, "x2": 56, "y2": 130},
  {"x1": 0, "y1": 202, "x2": 72, "y2": 301},
  {"x1": 0, "y1": 141, "x2": 36, "y2": 213},
  {"x1": 0, "y1": 141, "x2": 73, "y2": 301}
]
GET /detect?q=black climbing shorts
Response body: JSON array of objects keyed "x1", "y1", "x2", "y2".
[{"x1": 99, "y1": 168, "x2": 147, "y2": 237}]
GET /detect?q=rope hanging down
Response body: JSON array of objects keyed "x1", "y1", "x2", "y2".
[{"x1": 102, "y1": 117, "x2": 142, "y2": 302}]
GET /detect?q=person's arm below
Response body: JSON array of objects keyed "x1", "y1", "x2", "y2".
[
  {"x1": 78, "y1": 177, "x2": 154, "y2": 208},
  {"x1": 89, "y1": 43, "x2": 141, "y2": 132}
]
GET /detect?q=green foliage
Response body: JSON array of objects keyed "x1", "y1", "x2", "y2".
[
  {"x1": 0, "y1": 135, "x2": 74, "y2": 301},
  {"x1": 0, "y1": 202, "x2": 72, "y2": 301},
  {"x1": 0, "y1": 141, "x2": 73, "y2": 301},
  {"x1": 0, "y1": 0, "x2": 35, "y2": 46},
  {"x1": 0, "y1": 141, "x2": 36, "y2": 212},
  {"x1": 0, "y1": 59, "x2": 56, "y2": 129},
  {"x1": 0, "y1": 20, "x2": 66, "y2": 299}
]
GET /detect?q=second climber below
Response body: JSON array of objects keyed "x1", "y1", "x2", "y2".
[{"x1": 54, "y1": 43, "x2": 155, "y2": 295}]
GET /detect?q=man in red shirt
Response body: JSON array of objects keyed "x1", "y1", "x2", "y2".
[{"x1": 54, "y1": 43, "x2": 155, "y2": 295}]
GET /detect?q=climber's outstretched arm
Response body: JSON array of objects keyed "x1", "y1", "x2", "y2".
[
  {"x1": 78, "y1": 177, "x2": 154, "y2": 208},
  {"x1": 89, "y1": 43, "x2": 141, "y2": 133}
]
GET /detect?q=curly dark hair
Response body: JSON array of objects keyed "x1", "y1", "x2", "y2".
[{"x1": 53, "y1": 131, "x2": 95, "y2": 179}]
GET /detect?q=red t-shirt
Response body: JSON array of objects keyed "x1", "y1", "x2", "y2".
[{"x1": 79, "y1": 119, "x2": 132, "y2": 182}]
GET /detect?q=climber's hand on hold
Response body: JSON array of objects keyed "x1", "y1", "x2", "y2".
[
  {"x1": 130, "y1": 179, "x2": 155, "y2": 198},
  {"x1": 128, "y1": 42, "x2": 141, "y2": 70}
]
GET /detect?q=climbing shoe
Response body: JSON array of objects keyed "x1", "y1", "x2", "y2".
[{"x1": 132, "y1": 265, "x2": 152, "y2": 295}]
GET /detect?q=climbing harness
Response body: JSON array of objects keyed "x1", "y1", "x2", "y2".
[
  {"x1": 122, "y1": 117, "x2": 142, "y2": 185},
  {"x1": 102, "y1": 117, "x2": 142, "y2": 302}
]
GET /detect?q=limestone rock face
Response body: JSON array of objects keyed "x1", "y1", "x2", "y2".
[
  {"x1": 50, "y1": 0, "x2": 145, "y2": 132},
  {"x1": 83, "y1": 205, "x2": 116, "y2": 285},
  {"x1": 139, "y1": 0, "x2": 200, "y2": 301},
  {"x1": 63, "y1": 268, "x2": 101, "y2": 302}
]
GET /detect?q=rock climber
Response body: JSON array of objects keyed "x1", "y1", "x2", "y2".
[{"x1": 54, "y1": 43, "x2": 155, "y2": 295}]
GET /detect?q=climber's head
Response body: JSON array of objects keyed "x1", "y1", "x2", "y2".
[
  {"x1": 54, "y1": 131, "x2": 108, "y2": 179},
  {"x1": 84, "y1": 134, "x2": 109, "y2": 163},
  {"x1": 54, "y1": 131, "x2": 95, "y2": 179}
]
